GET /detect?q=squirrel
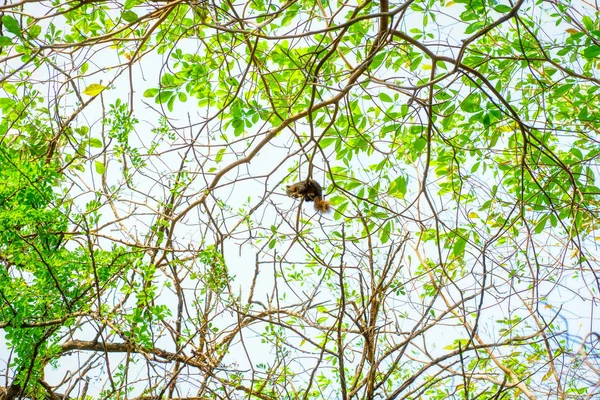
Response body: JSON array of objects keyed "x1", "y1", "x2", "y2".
[{"x1": 286, "y1": 179, "x2": 331, "y2": 213}]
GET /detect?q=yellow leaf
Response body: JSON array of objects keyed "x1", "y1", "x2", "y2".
[
  {"x1": 468, "y1": 212, "x2": 479, "y2": 219},
  {"x1": 497, "y1": 125, "x2": 514, "y2": 132},
  {"x1": 83, "y1": 83, "x2": 105, "y2": 96},
  {"x1": 565, "y1": 28, "x2": 579, "y2": 34},
  {"x1": 446, "y1": 1, "x2": 455, "y2": 6},
  {"x1": 541, "y1": 369, "x2": 553, "y2": 382},
  {"x1": 422, "y1": 64, "x2": 432, "y2": 70},
  {"x1": 569, "y1": 248, "x2": 579, "y2": 259}
]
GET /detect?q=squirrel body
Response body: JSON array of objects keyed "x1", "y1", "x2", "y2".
[{"x1": 286, "y1": 179, "x2": 331, "y2": 213}]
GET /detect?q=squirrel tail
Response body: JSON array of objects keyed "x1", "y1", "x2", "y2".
[{"x1": 313, "y1": 197, "x2": 332, "y2": 213}]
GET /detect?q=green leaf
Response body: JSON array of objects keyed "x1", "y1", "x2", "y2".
[
  {"x1": 215, "y1": 148, "x2": 226, "y2": 163},
  {"x1": 167, "y1": 95, "x2": 175, "y2": 112},
  {"x1": 380, "y1": 221, "x2": 391, "y2": 244},
  {"x1": 379, "y1": 92, "x2": 393, "y2": 103},
  {"x1": 494, "y1": 4, "x2": 512, "y2": 13},
  {"x1": 413, "y1": 137, "x2": 427, "y2": 153},
  {"x1": 29, "y1": 25, "x2": 42, "y2": 39},
  {"x1": 80, "y1": 62, "x2": 89, "y2": 74},
  {"x1": 143, "y1": 88, "x2": 159, "y2": 97},
  {"x1": 94, "y1": 161, "x2": 106, "y2": 174},
  {"x1": 0, "y1": 97, "x2": 16, "y2": 110},
  {"x1": 232, "y1": 119, "x2": 244, "y2": 136},
  {"x1": 582, "y1": 16, "x2": 594, "y2": 31},
  {"x1": 281, "y1": 10, "x2": 297, "y2": 26},
  {"x1": 460, "y1": 93, "x2": 481, "y2": 113},
  {"x1": 482, "y1": 113, "x2": 491, "y2": 128},
  {"x1": 371, "y1": 53, "x2": 385, "y2": 69},
  {"x1": 465, "y1": 21, "x2": 485, "y2": 34},
  {"x1": 583, "y1": 45, "x2": 600, "y2": 59},
  {"x1": 156, "y1": 90, "x2": 172, "y2": 104},
  {"x1": 0, "y1": 36, "x2": 13, "y2": 46},
  {"x1": 89, "y1": 138, "x2": 103, "y2": 148},
  {"x1": 1, "y1": 15, "x2": 21, "y2": 37},
  {"x1": 389, "y1": 176, "x2": 407, "y2": 198},
  {"x1": 83, "y1": 83, "x2": 105, "y2": 96},
  {"x1": 534, "y1": 216, "x2": 547, "y2": 234},
  {"x1": 123, "y1": 0, "x2": 140, "y2": 9},
  {"x1": 453, "y1": 235, "x2": 468, "y2": 257},
  {"x1": 554, "y1": 83, "x2": 573, "y2": 96},
  {"x1": 3, "y1": 83, "x2": 17, "y2": 96},
  {"x1": 122, "y1": 10, "x2": 139, "y2": 23},
  {"x1": 320, "y1": 138, "x2": 336, "y2": 148}
]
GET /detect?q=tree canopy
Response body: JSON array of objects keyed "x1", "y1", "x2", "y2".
[{"x1": 0, "y1": 0, "x2": 599, "y2": 398}]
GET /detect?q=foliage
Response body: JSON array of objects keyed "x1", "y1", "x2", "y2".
[{"x1": 0, "y1": 0, "x2": 599, "y2": 398}]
